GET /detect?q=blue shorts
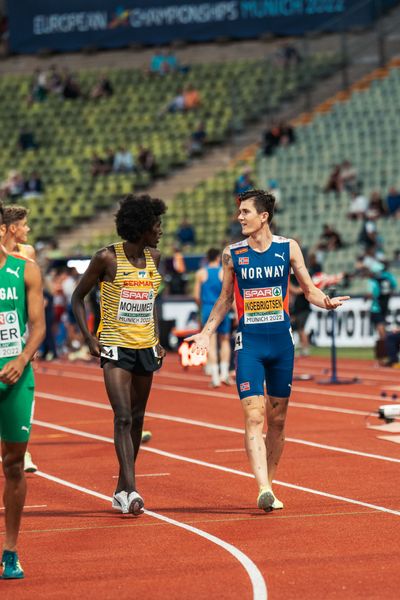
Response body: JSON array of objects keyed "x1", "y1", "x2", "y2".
[
  {"x1": 201, "y1": 305, "x2": 231, "y2": 335},
  {"x1": 234, "y1": 329, "x2": 294, "y2": 399}
]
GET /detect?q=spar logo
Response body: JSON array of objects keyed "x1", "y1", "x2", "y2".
[
  {"x1": 6, "y1": 312, "x2": 16, "y2": 324},
  {"x1": 244, "y1": 287, "x2": 274, "y2": 299},
  {"x1": 238, "y1": 257, "x2": 249, "y2": 265},
  {"x1": 121, "y1": 289, "x2": 153, "y2": 301}
]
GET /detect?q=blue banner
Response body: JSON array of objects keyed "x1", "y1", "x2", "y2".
[{"x1": 7, "y1": 0, "x2": 394, "y2": 54}]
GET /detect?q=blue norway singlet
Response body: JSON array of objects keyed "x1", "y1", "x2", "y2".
[{"x1": 230, "y1": 236, "x2": 291, "y2": 334}]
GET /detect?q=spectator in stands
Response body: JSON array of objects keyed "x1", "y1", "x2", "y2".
[
  {"x1": 176, "y1": 217, "x2": 196, "y2": 248},
  {"x1": 368, "y1": 190, "x2": 387, "y2": 218},
  {"x1": 1, "y1": 170, "x2": 24, "y2": 200},
  {"x1": 104, "y1": 148, "x2": 115, "y2": 174},
  {"x1": 165, "y1": 245, "x2": 188, "y2": 294},
  {"x1": 263, "y1": 123, "x2": 281, "y2": 156},
  {"x1": 340, "y1": 160, "x2": 358, "y2": 193},
  {"x1": 268, "y1": 179, "x2": 281, "y2": 210},
  {"x1": 91, "y1": 153, "x2": 108, "y2": 177},
  {"x1": 319, "y1": 224, "x2": 343, "y2": 250},
  {"x1": 386, "y1": 186, "x2": 400, "y2": 217},
  {"x1": 324, "y1": 164, "x2": 342, "y2": 194},
  {"x1": 138, "y1": 146, "x2": 157, "y2": 177},
  {"x1": 165, "y1": 89, "x2": 185, "y2": 114},
  {"x1": 29, "y1": 69, "x2": 47, "y2": 104},
  {"x1": 149, "y1": 49, "x2": 168, "y2": 75},
  {"x1": 183, "y1": 85, "x2": 201, "y2": 110},
  {"x1": 165, "y1": 50, "x2": 179, "y2": 73},
  {"x1": 62, "y1": 75, "x2": 82, "y2": 100},
  {"x1": 188, "y1": 122, "x2": 207, "y2": 156},
  {"x1": 18, "y1": 128, "x2": 38, "y2": 151},
  {"x1": 23, "y1": 171, "x2": 44, "y2": 198},
  {"x1": 278, "y1": 121, "x2": 295, "y2": 147},
  {"x1": 48, "y1": 65, "x2": 64, "y2": 95},
  {"x1": 113, "y1": 147, "x2": 135, "y2": 173},
  {"x1": 348, "y1": 189, "x2": 368, "y2": 220},
  {"x1": 274, "y1": 42, "x2": 302, "y2": 67},
  {"x1": 234, "y1": 167, "x2": 254, "y2": 196},
  {"x1": 90, "y1": 75, "x2": 113, "y2": 99},
  {"x1": 358, "y1": 210, "x2": 382, "y2": 251}
]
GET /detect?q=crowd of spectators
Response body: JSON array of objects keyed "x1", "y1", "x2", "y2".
[
  {"x1": 28, "y1": 66, "x2": 114, "y2": 104},
  {"x1": 91, "y1": 146, "x2": 157, "y2": 177},
  {"x1": 0, "y1": 169, "x2": 44, "y2": 200}
]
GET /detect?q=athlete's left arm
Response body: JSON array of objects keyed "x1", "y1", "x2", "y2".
[
  {"x1": 150, "y1": 248, "x2": 166, "y2": 358},
  {"x1": 0, "y1": 261, "x2": 45, "y2": 385},
  {"x1": 289, "y1": 239, "x2": 350, "y2": 310}
]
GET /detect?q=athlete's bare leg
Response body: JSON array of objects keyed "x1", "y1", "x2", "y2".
[
  {"x1": 207, "y1": 333, "x2": 220, "y2": 387},
  {"x1": 1, "y1": 440, "x2": 27, "y2": 551},
  {"x1": 241, "y1": 395, "x2": 269, "y2": 488},
  {"x1": 219, "y1": 333, "x2": 232, "y2": 383},
  {"x1": 130, "y1": 372, "x2": 153, "y2": 461},
  {"x1": 103, "y1": 364, "x2": 136, "y2": 493},
  {"x1": 265, "y1": 395, "x2": 289, "y2": 487}
]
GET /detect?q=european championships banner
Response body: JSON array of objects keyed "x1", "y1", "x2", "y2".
[{"x1": 7, "y1": 0, "x2": 393, "y2": 54}]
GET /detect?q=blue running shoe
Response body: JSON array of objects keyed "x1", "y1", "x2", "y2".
[{"x1": 1, "y1": 550, "x2": 24, "y2": 579}]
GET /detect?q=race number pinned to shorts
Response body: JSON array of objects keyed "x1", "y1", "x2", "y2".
[
  {"x1": 0, "y1": 310, "x2": 22, "y2": 359},
  {"x1": 243, "y1": 286, "x2": 284, "y2": 324},
  {"x1": 100, "y1": 345, "x2": 119, "y2": 361},
  {"x1": 234, "y1": 331, "x2": 243, "y2": 351}
]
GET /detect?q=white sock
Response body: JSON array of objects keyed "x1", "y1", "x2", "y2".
[
  {"x1": 220, "y1": 361, "x2": 230, "y2": 380},
  {"x1": 210, "y1": 364, "x2": 220, "y2": 386}
]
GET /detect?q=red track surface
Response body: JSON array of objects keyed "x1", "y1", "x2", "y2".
[{"x1": 1, "y1": 355, "x2": 400, "y2": 599}]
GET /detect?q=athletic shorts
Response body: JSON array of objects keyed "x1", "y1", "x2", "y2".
[
  {"x1": 371, "y1": 312, "x2": 386, "y2": 325},
  {"x1": 201, "y1": 305, "x2": 231, "y2": 335},
  {"x1": 0, "y1": 364, "x2": 35, "y2": 443},
  {"x1": 100, "y1": 345, "x2": 163, "y2": 374},
  {"x1": 234, "y1": 329, "x2": 294, "y2": 399}
]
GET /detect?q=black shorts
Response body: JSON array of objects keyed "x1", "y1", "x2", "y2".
[
  {"x1": 371, "y1": 312, "x2": 386, "y2": 326},
  {"x1": 100, "y1": 345, "x2": 163, "y2": 374}
]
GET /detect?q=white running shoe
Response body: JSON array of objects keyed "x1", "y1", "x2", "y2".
[
  {"x1": 24, "y1": 451, "x2": 38, "y2": 473},
  {"x1": 271, "y1": 495, "x2": 284, "y2": 510},
  {"x1": 127, "y1": 491, "x2": 145, "y2": 515},
  {"x1": 112, "y1": 491, "x2": 129, "y2": 514}
]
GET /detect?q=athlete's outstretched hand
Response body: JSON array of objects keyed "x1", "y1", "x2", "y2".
[
  {"x1": 184, "y1": 333, "x2": 210, "y2": 355},
  {"x1": 324, "y1": 295, "x2": 350, "y2": 309}
]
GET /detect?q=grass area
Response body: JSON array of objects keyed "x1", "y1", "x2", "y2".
[{"x1": 309, "y1": 347, "x2": 374, "y2": 360}]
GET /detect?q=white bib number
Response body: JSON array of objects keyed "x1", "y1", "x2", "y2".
[{"x1": 0, "y1": 310, "x2": 22, "y2": 358}]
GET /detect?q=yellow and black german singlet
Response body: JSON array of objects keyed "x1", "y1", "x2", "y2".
[{"x1": 98, "y1": 242, "x2": 162, "y2": 349}]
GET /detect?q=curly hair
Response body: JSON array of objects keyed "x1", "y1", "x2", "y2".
[
  {"x1": 3, "y1": 205, "x2": 29, "y2": 227},
  {"x1": 115, "y1": 194, "x2": 167, "y2": 242},
  {"x1": 237, "y1": 189, "x2": 275, "y2": 224}
]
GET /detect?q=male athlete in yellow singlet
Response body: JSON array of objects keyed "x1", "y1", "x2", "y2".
[
  {"x1": 1, "y1": 206, "x2": 37, "y2": 473},
  {"x1": 0, "y1": 202, "x2": 45, "y2": 578},
  {"x1": 72, "y1": 195, "x2": 166, "y2": 515}
]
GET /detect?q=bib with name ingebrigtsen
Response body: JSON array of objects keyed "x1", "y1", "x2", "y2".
[{"x1": 230, "y1": 236, "x2": 291, "y2": 334}]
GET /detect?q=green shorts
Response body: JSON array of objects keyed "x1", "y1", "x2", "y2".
[{"x1": 0, "y1": 364, "x2": 35, "y2": 443}]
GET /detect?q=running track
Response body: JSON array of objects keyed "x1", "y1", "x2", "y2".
[{"x1": 1, "y1": 355, "x2": 400, "y2": 599}]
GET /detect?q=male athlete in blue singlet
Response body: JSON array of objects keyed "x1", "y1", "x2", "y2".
[
  {"x1": 193, "y1": 248, "x2": 232, "y2": 387},
  {"x1": 187, "y1": 190, "x2": 350, "y2": 512}
]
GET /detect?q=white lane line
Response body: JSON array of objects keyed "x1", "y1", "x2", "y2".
[
  {"x1": 33, "y1": 420, "x2": 400, "y2": 517},
  {"x1": 34, "y1": 393, "x2": 400, "y2": 465},
  {"x1": 35, "y1": 470, "x2": 267, "y2": 600},
  {"x1": 0, "y1": 504, "x2": 47, "y2": 510},
  {"x1": 35, "y1": 368, "x2": 384, "y2": 402},
  {"x1": 112, "y1": 473, "x2": 170, "y2": 478}
]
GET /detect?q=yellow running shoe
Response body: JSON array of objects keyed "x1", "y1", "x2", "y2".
[{"x1": 257, "y1": 487, "x2": 275, "y2": 512}]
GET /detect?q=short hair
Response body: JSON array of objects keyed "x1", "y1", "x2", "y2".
[
  {"x1": 206, "y1": 248, "x2": 220, "y2": 263},
  {"x1": 3, "y1": 206, "x2": 29, "y2": 228},
  {"x1": 115, "y1": 194, "x2": 167, "y2": 242},
  {"x1": 237, "y1": 189, "x2": 275, "y2": 224}
]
